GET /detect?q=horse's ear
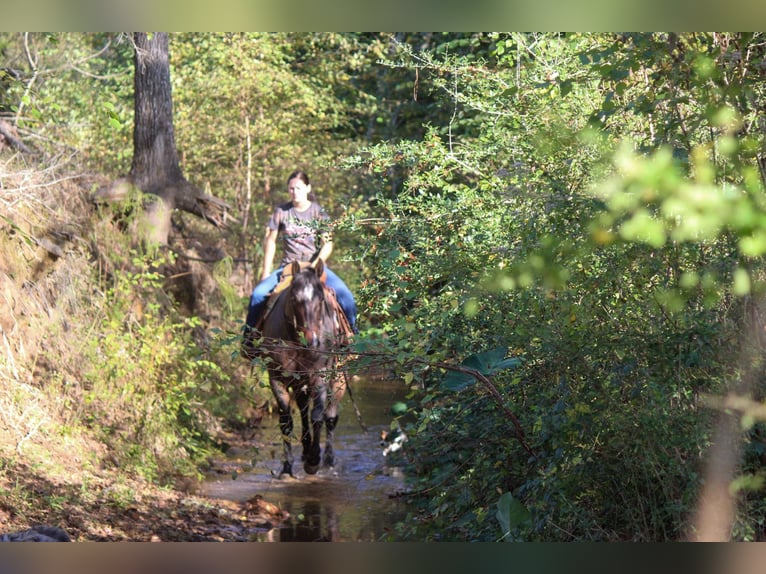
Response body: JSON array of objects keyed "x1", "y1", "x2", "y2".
[
  {"x1": 314, "y1": 258, "x2": 324, "y2": 278},
  {"x1": 291, "y1": 260, "x2": 301, "y2": 276}
]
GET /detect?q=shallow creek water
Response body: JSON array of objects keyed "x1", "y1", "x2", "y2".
[{"x1": 202, "y1": 377, "x2": 410, "y2": 541}]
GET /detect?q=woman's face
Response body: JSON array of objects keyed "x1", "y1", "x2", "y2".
[{"x1": 288, "y1": 176, "x2": 311, "y2": 206}]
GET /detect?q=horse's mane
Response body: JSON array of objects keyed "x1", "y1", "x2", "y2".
[{"x1": 289, "y1": 265, "x2": 325, "y2": 304}]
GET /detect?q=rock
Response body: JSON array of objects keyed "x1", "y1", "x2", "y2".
[
  {"x1": 242, "y1": 494, "x2": 290, "y2": 521},
  {"x1": 0, "y1": 525, "x2": 71, "y2": 542}
]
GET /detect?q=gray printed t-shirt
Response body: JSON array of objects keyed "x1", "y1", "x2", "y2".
[{"x1": 267, "y1": 201, "x2": 329, "y2": 267}]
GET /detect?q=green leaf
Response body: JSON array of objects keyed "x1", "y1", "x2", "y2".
[
  {"x1": 619, "y1": 209, "x2": 667, "y2": 247},
  {"x1": 733, "y1": 267, "x2": 751, "y2": 296},
  {"x1": 496, "y1": 492, "x2": 531, "y2": 541},
  {"x1": 441, "y1": 347, "x2": 521, "y2": 391},
  {"x1": 390, "y1": 401, "x2": 408, "y2": 416}
]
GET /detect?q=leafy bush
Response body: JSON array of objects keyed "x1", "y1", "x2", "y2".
[{"x1": 351, "y1": 33, "x2": 758, "y2": 541}]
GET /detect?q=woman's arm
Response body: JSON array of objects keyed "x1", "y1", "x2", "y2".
[
  {"x1": 314, "y1": 232, "x2": 333, "y2": 265},
  {"x1": 261, "y1": 227, "x2": 278, "y2": 280}
]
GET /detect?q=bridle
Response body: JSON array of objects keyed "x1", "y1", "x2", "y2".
[{"x1": 284, "y1": 271, "x2": 336, "y2": 348}]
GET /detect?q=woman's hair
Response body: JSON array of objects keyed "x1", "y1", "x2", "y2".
[
  {"x1": 287, "y1": 169, "x2": 309, "y2": 185},
  {"x1": 288, "y1": 169, "x2": 317, "y2": 202}
]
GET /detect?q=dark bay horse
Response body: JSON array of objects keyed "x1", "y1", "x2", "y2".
[{"x1": 258, "y1": 259, "x2": 346, "y2": 477}]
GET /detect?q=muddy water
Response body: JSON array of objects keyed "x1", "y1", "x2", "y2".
[{"x1": 202, "y1": 377, "x2": 410, "y2": 541}]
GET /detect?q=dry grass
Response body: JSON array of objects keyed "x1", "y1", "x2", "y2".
[
  {"x1": 0, "y1": 153, "x2": 105, "y2": 470},
  {"x1": 0, "y1": 151, "x2": 280, "y2": 540}
]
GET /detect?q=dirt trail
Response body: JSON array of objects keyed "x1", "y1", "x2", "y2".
[{"x1": 0, "y1": 379, "x2": 408, "y2": 542}]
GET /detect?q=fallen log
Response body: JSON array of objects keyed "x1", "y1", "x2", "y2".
[{"x1": 0, "y1": 119, "x2": 35, "y2": 154}]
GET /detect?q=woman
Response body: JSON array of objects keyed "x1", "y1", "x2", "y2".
[{"x1": 244, "y1": 169, "x2": 358, "y2": 337}]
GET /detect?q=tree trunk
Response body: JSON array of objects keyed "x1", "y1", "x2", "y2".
[
  {"x1": 94, "y1": 32, "x2": 230, "y2": 245},
  {"x1": 130, "y1": 32, "x2": 184, "y2": 195}
]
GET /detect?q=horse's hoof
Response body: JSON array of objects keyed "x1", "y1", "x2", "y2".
[
  {"x1": 304, "y1": 462, "x2": 320, "y2": 475},
  {"x1": 277, "y1": 462, "x2": 295, "y2": 479}
]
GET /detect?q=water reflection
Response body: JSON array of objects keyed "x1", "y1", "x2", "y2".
[
  {"x1": 277, "y1": 499, "x2": 337, "y2": 542},
  {"x1": 204, "y1": 376, "x2": 410, "y2": 542}
]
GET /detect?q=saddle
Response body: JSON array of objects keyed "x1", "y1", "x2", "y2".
[{"x1": 254, "y1": 260, "x2": 353, "y2": 343}]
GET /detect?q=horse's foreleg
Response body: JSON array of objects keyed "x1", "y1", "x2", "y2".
[
  {"x1": 323, "y1": 372, "x2": 347, "y2": 468},
  {"x1": 323, "y1": 413, "x2": 339, "y2": 468},
  {"x1": 270, "y1": 377, "x2": 294, "y2": 478},
  {"x1": 295, "y1": 386, "x2": 312, "y2": 462},
  {"x1": 304, "y1": 382, "x2": 326, "y2": 475}
]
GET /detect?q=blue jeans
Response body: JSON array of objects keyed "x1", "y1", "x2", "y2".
[{"x1": 245, "y1": 265, "x2": 358, "y2": 333}]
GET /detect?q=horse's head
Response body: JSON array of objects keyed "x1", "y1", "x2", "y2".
[{"x1": 286, "y1": 259, "x2": 335, "y2": 349}]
